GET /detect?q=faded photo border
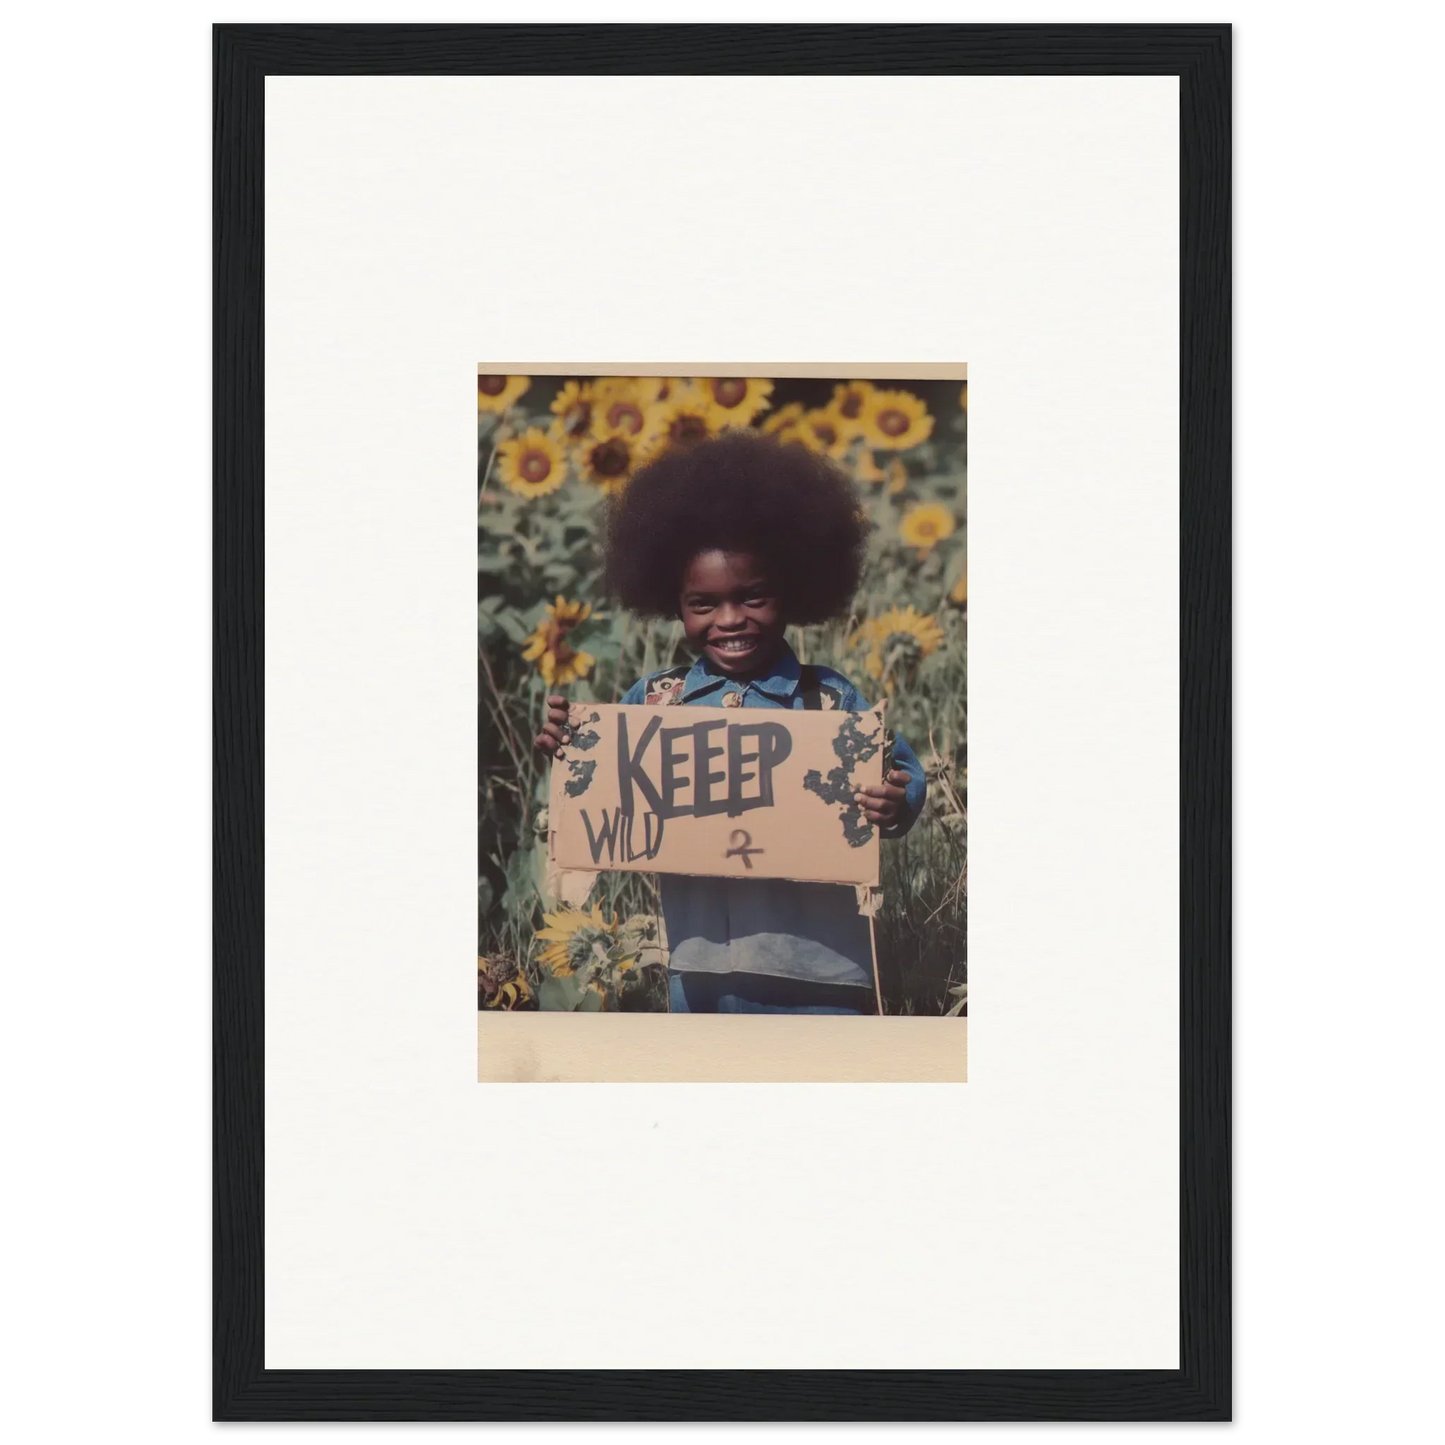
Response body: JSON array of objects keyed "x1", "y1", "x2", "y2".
[{"x1": 476, "y1": 363, "x2": 968, "y2": 1082}]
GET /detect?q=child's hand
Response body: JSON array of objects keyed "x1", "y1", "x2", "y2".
[
  {"x1": 534, "y1": 695, "x2": 570, "y2": 757},
  {"x1": 855, "y1": 769, "x2": 911, "y2": 829}
]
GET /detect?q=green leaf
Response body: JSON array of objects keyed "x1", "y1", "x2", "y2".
[
  {"x1": 538, "y1": 970, "x2": 589, "y2": 1012},
  {"x1": 494, "y1": 611, "x2": 532, "y2": 644}
]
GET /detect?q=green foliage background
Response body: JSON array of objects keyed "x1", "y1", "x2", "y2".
[{"x1": 478, "y1": 376, "x2": 966, "y2": 1015}]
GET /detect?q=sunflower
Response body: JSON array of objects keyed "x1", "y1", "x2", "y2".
[
  {"x1": 576, "y1": 424, "x2": 650, "y2": 495},
  {"x1": 496, "y1": 428, "x2": 568, "y2": 499},
  {"x1": 948, "y1": 568, "x2": 968, "y2": 607},
  {"x1": 861, "y1": 388, "x2": 934, "y2": 449},
  {"x1": 590, "y1": 377, "x2": 659, "y2": 440},
  {"x1": 855, "y1": 448, "x2": 887, "y2": 484},
  {"x1": 796, "y1": 407, "x2": 851, "y2": 458},
  {"x1": 695, "y1": 377, "x2": 774, "y2": 428},
  {"x1": 651, "y1": 390, "x2": 718, "y2": 452},
  {"x1": 477, "y1": 374, "x2": 531, "y2": 413},
  {"x1": 548, "y1": 379, "x2": 595, "y2": 443},
  {"x1": 887, "y1": 459, "x2": 909, "y2": 495},
  {"x1": 758, "y1": 399, "x2": 803, "y2": 439},
  {"x1": 520, "y1": 596, "x2": 595, "y2": 687},
  {"x1": 643, "y1": 377, "x2": 676, "y2": 404},
  {"x1": 535, "y1": 904, "x2": 638, "y2": 980},
  {"x1": 850, "y1": 605, "x2": 947, "y2": 688},
  {"x1": 827, "y1": 380, "x2": 878, "y2": 439},
  {"x1": 478, "y1": 955, "x2": 535, "y2": 1011},
  {"x1": 899, "y1": 502, "x2": 956, "y2": 554},
  {"x1": 613, "y1": 375, "x2": 683, "y2": 406}
]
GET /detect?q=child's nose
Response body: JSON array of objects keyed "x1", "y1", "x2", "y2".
[{"x1": 715, "y1": 603, "x2": 746, "y2": 627}]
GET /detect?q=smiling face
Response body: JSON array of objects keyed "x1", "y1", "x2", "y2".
[{"x1": 678, "y1": 550, "x2": 785, "y2": 677}]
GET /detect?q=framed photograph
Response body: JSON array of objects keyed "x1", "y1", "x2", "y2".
[{"x1": 216, "y1": 23, "x2": 1229, "y2": 1421}]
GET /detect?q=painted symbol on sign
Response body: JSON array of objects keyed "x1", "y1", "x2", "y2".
[{"x1": 725, "y1": 829, "x2": 764, "y2": 869}]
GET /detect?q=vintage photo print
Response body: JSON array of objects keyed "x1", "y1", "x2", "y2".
[{"x1": 478, "y1": 371, "x2": 966, "y2": 1020}]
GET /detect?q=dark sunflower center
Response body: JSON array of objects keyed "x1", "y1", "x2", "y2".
[
  {"x1": 542, "y1": 616, "x2": 576, "y2": 649},
  {"x1": 606, "y1": 401, "x2": 644, "y2": 434},
  {"x1": 840, "y1": 391, "x2": 863, "y2": 418},
  {"x1": 814, "y1": 421, "x2": 838, "y2": 445},
  {"x1": 888, "y1": 634, "x2": 924, "y2": 663},
  {"x1": 568, "y1": 927, "x2": 609, "y2": 968},
  {"x1": 592, "y1": 440, "x2": 629, "y2": 476},
  {"x1": 672, "y1": 414, "x2": 708, "y2": 442},
  {"x1": 713, "y1": 378, "x2": 748, "y2": 407},
  {"x1": 878, "y1": 408, "x2": 908, "y2": 436},
  {"x1": 520, "y1": 451, "x2": 551, "y2": 482},
  {"x1": 478, "y1": 375, "x2": 507, "y2": 396}
]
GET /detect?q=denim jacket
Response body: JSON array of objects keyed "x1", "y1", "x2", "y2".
[{"x1": 619, "y1": 644, "x2": 926, "y2": 989}]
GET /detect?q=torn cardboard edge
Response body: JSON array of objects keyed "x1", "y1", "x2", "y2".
[
  {"x1": 543, "y1": 864, "x2": 886, "y2": 919},
  {"x1": 854, "y1": 884, "x2": 885, "y2": 918}
]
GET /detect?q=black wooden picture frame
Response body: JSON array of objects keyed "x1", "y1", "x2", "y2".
[{"x1": 214, "y1": 22, "x2": 1229, "y2": 1421}]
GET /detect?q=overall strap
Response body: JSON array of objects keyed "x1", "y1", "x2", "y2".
[{"x1": 798, "y1": 664, "x2": 823, "y2": 710}]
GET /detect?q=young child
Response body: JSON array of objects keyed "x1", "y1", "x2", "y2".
[{"x1": 534, "y1": 429, "x2": 926, "y2": 1014}]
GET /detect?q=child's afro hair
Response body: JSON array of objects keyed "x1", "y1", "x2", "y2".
[{"x1": 603, "y1": 429, "x2": 868, "y2": 625}]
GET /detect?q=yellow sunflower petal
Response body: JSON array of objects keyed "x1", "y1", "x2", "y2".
[
  {"x1": 855, "y1": 448, "x2": 886, "y2": 483},
  {"x1": 651, "y1": 394, "x2": 718, "y2": 453},
  {"x1": 899, "y1": 502, "x2": 956, "y2": 553},
  {"x1": 496, "y1": 428, "x2": 568, "y2": 499},
  {"x1": 695, "y1": 377, "x2": 774, "y2": 427},
  {"x1": 797, "y1": 407, "x2": 851, "y2": 458},
  {"x1": 589, "y1": 379, "x2": 661, "y2": 441},
  {"x1": 550, "y1": 650, "x2": 594, "y2": 687},
  {"x1": 827, "y1": 381, "x2": 877, "y2": 438},
  {"x1": 548, "y1": 379, "x2": 596, "y2": 442},
  {"x1": 576, "y1": 425, "x2": 647, "y2": 494},
  {"x1": 477, "y1": 374, "x2": 530, "y2": 413},
  {"x1": 761, "y1": 400, "x2": 805, "y2": 439},
  {"x1": 861, "y1": 388, "x2": 934, "y2": 450}
]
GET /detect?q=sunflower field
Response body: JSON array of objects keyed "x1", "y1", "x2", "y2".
[{"x1": 478, "y1": 374, "x2": 967, "y2": 1016}]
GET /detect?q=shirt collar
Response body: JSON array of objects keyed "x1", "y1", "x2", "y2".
[{"x1": 681, "y1": 641, "x2": 802, "y2": 702}]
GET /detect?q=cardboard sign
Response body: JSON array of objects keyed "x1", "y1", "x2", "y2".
[{"x1": 547, "y1": 702, "x2": 886, "y2": 887}]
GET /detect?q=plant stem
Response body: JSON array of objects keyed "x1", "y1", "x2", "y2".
[
  {"x1": 478, "y1": 643, "x2": 526, "y2": 778},
  {"x1": 477, "y1": 405, "x2": 509, "y2": 507}
]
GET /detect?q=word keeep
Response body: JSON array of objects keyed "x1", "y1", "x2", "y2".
[
  {"x1": 575, "y1": 714, "x2": 792, "y2": 866},
  {"x1": 615, "y1": 713, "x2": 792, "y2": 820}
]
